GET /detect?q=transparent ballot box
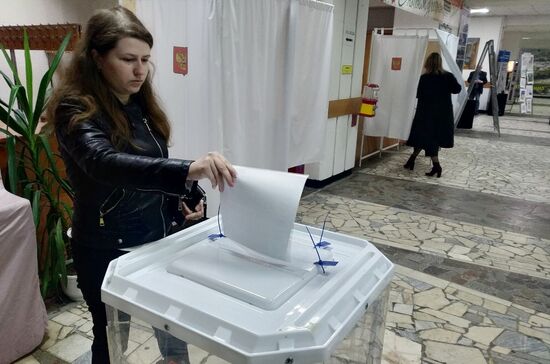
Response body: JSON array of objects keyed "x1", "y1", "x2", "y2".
[{"x1": 102, "y1": 218, "x2": 394, "y2": 364}]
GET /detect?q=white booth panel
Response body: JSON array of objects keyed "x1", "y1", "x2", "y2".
[
  {"x1": 333, "y1": 116, "x2": 350, "y2": 175},
  {"x1": 305, "y1": 118, "x2": 337, "y2": 181},
  {"x1": 328, "y1": 0, "x2": 346, "y2": 101},
  {"x1": 345, "y1": 120, "x2": 358, "y2": 171}
]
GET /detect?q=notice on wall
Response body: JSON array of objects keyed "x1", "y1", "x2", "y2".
[
  {"x1": 520, "y1": 52, "x2": 534, "y2": 114},
  {"x1": 526, "y1": 85, "x2": 533, "y2": 97},
  {"x1": 383, "y1": 0, "x2": 463, "y2": 33},
  {"x1": 520, "y1": 77, "x2": 526, "y2": 88},
  {"x1": 519, "y1": 89, "x2": 526, "y2": 102},
  {"x1": 173, "y1": 46, "x2": 188, "y2": 75},
  {"x1": 391, "y1": 57, "x2": 402, "y2": 71}
]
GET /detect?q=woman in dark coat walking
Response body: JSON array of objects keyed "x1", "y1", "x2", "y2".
[{"x1": 404, "y1": 52, "x2": 462, "y2": 177}]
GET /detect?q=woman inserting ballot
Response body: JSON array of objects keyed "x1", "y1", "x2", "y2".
[
  {"x1": 404, "y1": 52, "x2": 462, "y2": 178},
  {"x1": 47, "y1": 6, "x2": 237, "y2": 364}
]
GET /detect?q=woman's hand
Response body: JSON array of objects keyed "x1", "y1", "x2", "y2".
[
  {"x1": 188, "y1": 152, "x2": 237, "y2": 192},
  {"x1": 182, "y1": 200, "x2": 204, "y2": 221}
]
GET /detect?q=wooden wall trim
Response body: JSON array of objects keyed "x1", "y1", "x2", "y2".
[
  {"x1": 0, "y1": 24, "x2": 81, "y2": 51},
  {"x1": 328, "y1": 97, "x2": 362, "y2": 118}
]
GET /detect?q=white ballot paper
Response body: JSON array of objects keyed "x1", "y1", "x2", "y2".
[{"x1": 220, "y1": 166, "x2": 308, "y2": 261}]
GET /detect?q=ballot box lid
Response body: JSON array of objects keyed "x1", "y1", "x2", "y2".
[{"x1": 101, "y1": 218, "x2": 394, "y2": 364}]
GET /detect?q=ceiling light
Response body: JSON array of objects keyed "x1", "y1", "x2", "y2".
[
  {"x1": 470, "y1": 8, "x2": 489, "y2": 14},
  {"x1": 522, "y1": 37, "x2": 531, "y2": 40}
]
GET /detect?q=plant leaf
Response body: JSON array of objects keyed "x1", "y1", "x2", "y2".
[
  {"x1": 38, "y1": 134, "x2": 58, "y2": 172},
  {"x1": 0, "y1": 99, "x2": 28, "y2": 137},
  {"x1": 0, "y1": 97, "x2": 27, "y2": 121},
  {"x1": 41, "y1": 274, "x2": 50, "y2": 297},
  {"x1": 39, "y1": 134, "x2": 74, "y2": 199},
  {"x1": 0, "y1": 106, "x2": 24, "y2": 136},
  {"x1": 33, "y1": 32, "x2": 72, "y2": 130},
  {"x1": 31, "y1": 190, "x2": 41, "y2": 227},
  {"x1": 0, "y1": 69, "x2": 30, "y2": 120},
  {"x1": 0, "y1": 46, "x2": 22, "y2": 85},
  {"x1": 61, "y1": 201, "x2": 73, "y2": 218},
  {"x1": 6, "y1": 136, "x2": 18, "y2": 193},
  {"x1": 54, "y1": 219, "x2": 67, "y2": 287},
  {"x1": 7, "y1": 84, "x2": 22, "y2": 120},
  {"x1": 23, "y1": 183, "x2": 33, "y2": 200},
  {"x1": 23, "y1": 30, "x2": 33, "y2": 113},
  {"x1": 44, "y1": 168, "x2": 75, "y2": 200}
]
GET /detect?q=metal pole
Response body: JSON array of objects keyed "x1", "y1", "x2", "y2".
[{"x1": 488, "y1": 41, "x2": 501, "y2": 136}]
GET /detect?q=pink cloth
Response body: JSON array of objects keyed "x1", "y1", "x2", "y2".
[{"x1": 0, "y1": 176, "x2": 48, "y2": 363}]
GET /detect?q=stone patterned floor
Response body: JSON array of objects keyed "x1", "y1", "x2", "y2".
[
  {"x1": 14, "y1": 114, "x2": 550, "y2": 363},
  {"x1": 384, "y1": 266, "x2": 550, "y2": 364},
  {"x1": 360, "y1": 136, "x2": 550, "y2": 203},
  {"x1": 297, "y1": 194, "x2": 550, "y2": 282},
  {"x1": 472, "y1": 114, "x2": 550, "y2": 138}
]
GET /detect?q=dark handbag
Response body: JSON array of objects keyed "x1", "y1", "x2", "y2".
[{"x1": 181, "y1": 181, "x2": 207, "y2": 218}]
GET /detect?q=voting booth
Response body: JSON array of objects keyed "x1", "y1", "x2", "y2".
[{"x1": 102, "y1": 167, "x2": 394, "y2": 363}]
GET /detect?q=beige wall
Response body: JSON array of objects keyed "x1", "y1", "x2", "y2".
[
  {"x1": 0, "y1": 0, "x2": 118, "y2": 104},
  {"x1": 0, "y1": 0, "x2": 117, "y2": 26}
]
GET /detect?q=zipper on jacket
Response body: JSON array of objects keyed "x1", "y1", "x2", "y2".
[
  {"x1": 99, "y1": 189, "x2": 126, "y2": 226},
  {"x1": 143, "y1": 117, "x2": 166, "y2": 237}
]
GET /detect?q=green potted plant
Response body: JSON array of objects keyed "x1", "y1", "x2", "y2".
[{"x1": 0, "y1": 31, "x2": 74, "y2": 298}]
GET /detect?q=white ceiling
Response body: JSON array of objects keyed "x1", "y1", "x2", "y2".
[
  {"x1": 465, "y1": 0, "x2": 550, "y2": 37},
  {"x1": 371, "y1": 0, "x2": 550, "y2": 16},
  {"x1": 369, "y1": 0, "x2": 550, "y2": 37},
  {"x1": 465, "y1": 0, "x2": 550, "y2": 16}
]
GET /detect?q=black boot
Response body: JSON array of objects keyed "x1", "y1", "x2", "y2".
[
  {"x1": 425, "y1": 162, "x2": 442, "y2": 177},
  {"x1": 403, "y1": 155, "x2": 416, "y2": 170}
]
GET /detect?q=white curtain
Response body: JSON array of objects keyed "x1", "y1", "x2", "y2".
[
  {"x1": 135, "y1": 0, "x2": 222, "y2": 160},
  {"x1": 216, "y1": 0, "x2": 333, "y2": 170},
  {"x1": 135, "y1": 0, "x2": 333, "y2": 170},
  {"x1": 286, "y1": 0, "x2": 333, "y2": 168},
  {"x1": 365, "y1": 33, "x2": 428, "y2": 139},
  {"x1": 435, "y1": 30, "x2": 467, "y2": 123}
]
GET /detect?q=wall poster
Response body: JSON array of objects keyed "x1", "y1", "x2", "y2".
[
  {"x1": 519, "y1": 52, "x2": 534, "y2": 114},
  {"x1": 520, "y1": 48, "x2": 550, "y2": 97},
  {"x1": 382, "y1": 0, "x2": 464, "y2": 33}
]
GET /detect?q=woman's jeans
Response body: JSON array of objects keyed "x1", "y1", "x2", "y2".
[{"x1": 72, "y1": 242, "x2": 189, "y2": 363}]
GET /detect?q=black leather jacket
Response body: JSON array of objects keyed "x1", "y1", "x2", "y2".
[{"x1": 56, "y1": 97, "x2": 193, "y2": 250}]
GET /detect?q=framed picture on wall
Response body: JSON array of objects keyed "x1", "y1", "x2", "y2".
[
  {"x1": 464, "y1": 38, "x2": 480, "y2": 69},
  {"x1": 519, "y1": 89, "x2": 526, "y2": 102},
  {"x1": 527, "y1": 71, "x2": 534, "y2": 84}
]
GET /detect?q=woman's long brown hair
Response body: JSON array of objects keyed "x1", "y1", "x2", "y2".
[
  {"x1": 424, "y1": 52, "x2": 445, "y2": 75},
  {"x1": 47, "y1": 6, "x2": 171, "y2": 148}
]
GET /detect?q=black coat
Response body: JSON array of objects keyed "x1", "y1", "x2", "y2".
[
  {"x1": 406, "y1": 72, "x2": 462, "y2": 156},
  {"x1": 56, "y1": 97, "x2": 193, "y2": 250},
  {"x1": 467, "y1": 70, "x2": 488, "y2": 97}
]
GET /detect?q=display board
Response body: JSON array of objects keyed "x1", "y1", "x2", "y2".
[{"x1": 520, "y1": 52, "x2": 534, "y2": 114}]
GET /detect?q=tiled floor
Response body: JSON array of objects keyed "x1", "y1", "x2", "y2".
[{"x1": 15, "y1": 113, "x2": 550, "y2": 363}]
